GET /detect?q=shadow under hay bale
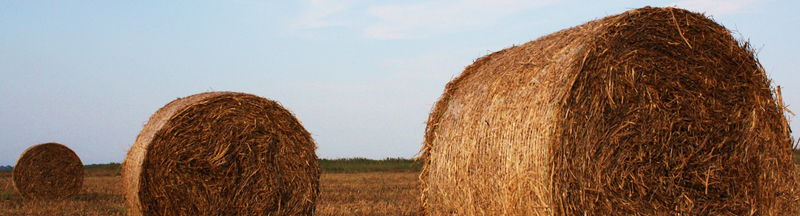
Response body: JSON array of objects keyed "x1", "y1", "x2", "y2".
[
  {"x1": 13, "y1": 142, "x2": 84, "y2": 200},
  {"x1": 122, "y1": 91, "x2": 319, "y2": 215},
  {"x1": 419, "y1": 6, "x2": 800, "y2": 215}
]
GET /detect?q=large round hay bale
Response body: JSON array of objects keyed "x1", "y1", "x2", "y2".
[
  {"x1": 13, "y1": 142, "x2": 84, "y2": 200},
  {"x1": 122, "y1": 91, "x2": 319, "y2": 215},
  {"x1": 419, "y1": 7, "x2": 800, "y2": 215}
]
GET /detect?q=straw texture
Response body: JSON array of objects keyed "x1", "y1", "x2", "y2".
[
  {"x1": 122, "y1": 91, "x2": 319, "y2": 215},
  {"x1": 419, "y1": 7, "x2": 799, "y2": 215},
  {"x1": 13, "y1": 142, "x2": 84, "y2": 200}
]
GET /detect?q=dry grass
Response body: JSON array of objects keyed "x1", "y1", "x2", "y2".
[
  {"x1": 796, "y1": 149, "x2": 800, "y2": 175},
  {"x1": 317, "y1": 172, "x2": 419, "y2": 215},
  {"x1": 1, "y1": 170, "x2": 419, "y2": 215},
  {"x1": 1, "y1": 173, "x2": 125, "y2": 215}
]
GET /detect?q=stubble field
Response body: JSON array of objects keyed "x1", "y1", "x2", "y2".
[
  {"x1": 0, "y1": 159, "x2": 421, "y2": 215},
  {"x1": 1, "y1": 153, "x2": 798, "y2": 215}
]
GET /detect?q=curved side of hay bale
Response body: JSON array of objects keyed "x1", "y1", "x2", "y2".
[
  {"x1": 122, "y1": 93, "x2": 212, "y2": 215},
  {"x1": 122, "y1": 91, "x2": 320, "y2": 215},
  {"x1": 13, "y1": 142, "x2": 84, "y2": 200},
  {"x1": 419, "y1": 26, "x2": 596, "y2": 215},
  {"x1": 419, "y1": 7, "x2": 799, "y2": 215}
]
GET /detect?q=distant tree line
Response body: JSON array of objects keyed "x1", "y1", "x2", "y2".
[
  {"x1": 319, "y1": 157, "x2": 421, "y2": 173},
  {"x1": 0, "y1": 165, "x2": 12, "y2": 171}
]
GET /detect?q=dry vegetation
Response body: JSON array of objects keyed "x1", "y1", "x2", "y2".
[
  {"x1": 1, "y1": 159, "x2": 420, "y2": 215},
  {"x1": 316, "y1": 172, "x2": 419, "y2": 215},
  {"x1": 123, "y1": 92, "x2": 319, "y2": 215},
  {"x1": 1, "y1": 172, "x2": 126, "y2": 215},
  {"x1": 0, "y1": 154, "x2": 797, "y2": 215},
  {"x1": 420, "y1": 7, "x2": 799, "y2": 215},
  {"x1": 13, "y1": 142, "x2": 84, "y2": 200},
  {"x1": 795, "y1": 148, "x2": 800, "y2": 172}
]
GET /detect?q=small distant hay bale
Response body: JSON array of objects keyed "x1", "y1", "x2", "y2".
[
  {"x1": 13, "y1": 142, "x2": 84, "y2": 200},
  {"x1": 122, "y1": 91, "x2": 320, "y2": 215},
  {"x1": 419, "y1": 7, "x2": 800, "y2": 215}
]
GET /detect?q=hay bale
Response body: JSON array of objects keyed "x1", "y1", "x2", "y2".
[
  {"x1": 122, "y1": 91, "x2": 319, "y2": 215},
  {"x1": 419, "y1": 7, "x2": 800, "y2": 215},
  {"x1": 13, "y1": 142, "x2": 84, "y2": 200}
]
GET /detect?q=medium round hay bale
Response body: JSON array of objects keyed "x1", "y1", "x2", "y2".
[
  {"x1": 12, "y1": 142, "x2": 84, "y2": 200},
  {"x1": 420, "y1": 7, "x2": 800, "y2": 215},
  {"x1": 122, "y1": 91, "x2": 319, "y2": 215}
]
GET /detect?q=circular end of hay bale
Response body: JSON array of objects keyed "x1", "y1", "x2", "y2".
[
  {"x1": 12, "y1": 142, "x2": 84, "y2": 200},
  {"x1": 122, "y1": 91, "x2": 319, "y2": 215}
]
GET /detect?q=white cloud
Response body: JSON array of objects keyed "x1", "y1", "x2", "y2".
[
  {"x1": 668, "y1": 0, "x2": 759, "y2": 16},
  {"x1": 365, "y1": 0, "x2": 562, "y2": 39},
  {"x1": 294, "y1": 0, "x2": 359, "y2": 29}
]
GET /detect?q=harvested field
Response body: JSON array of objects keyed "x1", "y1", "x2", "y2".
[
  {"x1": 1, "y1": 172, "x2": 125, "y2": 215},
  {"x1": 316, "y1": 172, "x2": 419, "y2": 215},
  {"x1": 420, "y1": 6, "x2": 799, "y2": 215},
  {"x1": 0, "y1": 170, "x2": 420, "y2": 215},
  {"x1": 0, "y1": 158, "x2": 797, "y2": 215}
]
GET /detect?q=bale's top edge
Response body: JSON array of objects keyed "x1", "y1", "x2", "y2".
[
  {"x1": 14, "y1": 142, "x2": 79, "y2": 167},
  {"x1": 421, "y1": 5, "x2": 723, "y2": 151}
]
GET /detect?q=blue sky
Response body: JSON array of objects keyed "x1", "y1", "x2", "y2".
[{"x1": 1, "y1": 0, "x2": 798, "y2": 165}]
